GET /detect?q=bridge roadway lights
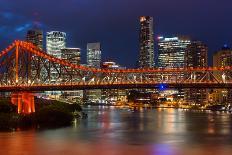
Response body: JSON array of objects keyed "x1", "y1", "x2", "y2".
[{"x1": 11, "y1": 92, "x2": 35, "y2": 114}]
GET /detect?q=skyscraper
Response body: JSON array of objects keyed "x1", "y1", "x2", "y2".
[
  {"x1": 158, "y1": 36, "x2": 191, "y2": 69},
  {"x1": 184, "y1": 41, "x2": 208, "y2": 105},
  {"x1": 61, "y1": 48, "x2": 81, "y2": 65},
  {"x1": 158, "y1": 36, "x2": 191, "y2": 100},
  {"x1": 213, "y1": 45, "x2": 232, "y2": 104},
  {"x1": 87, "y1": 43, "x2": 101, "y2": 68},
  {"x1": 26, "y1": 29, "x2": 43, "y2": 50},
  {"x1": 84, "y1": 43, "x2": 102, "y2": 103},
  {"x1": 61, "y1": 48, "x2": 82, "y2": 101},
  {"x1": 46, "y1": 31, "x2": 66, "y2": 98},
  {"x1": 46, "y1": 31, "x2": 66, "y2": 59},
  {"x1": 139, "y1": 16, "x2": 154, "y2": 68}
]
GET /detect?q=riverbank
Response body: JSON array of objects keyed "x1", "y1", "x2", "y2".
[
  {"x1": 83, "y1": 104, "x2": 232, "y2": 113},
  {"x1": 0, "y1": 98, "x2": 84, "y2": 131}
]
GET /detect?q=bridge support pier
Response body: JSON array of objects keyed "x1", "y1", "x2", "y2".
[{"x1": 11, "y1": 92, "x2": 35, "y2": 114}]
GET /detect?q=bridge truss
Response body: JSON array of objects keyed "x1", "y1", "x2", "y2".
[{"x1": 0, "y1": 40, "x2": 231, "y2": 92}]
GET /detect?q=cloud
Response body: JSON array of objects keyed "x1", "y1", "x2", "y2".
[
  {"x1": 0, "y1": 11, "x2": 46, "y2": 48},
  {"x1": 15, "y1": 23, "x2": 32, "y2": 32}
]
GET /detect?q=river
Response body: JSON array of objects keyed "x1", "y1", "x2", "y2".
[{"x1": 1, "y1": 107, "x2": 232, "y2": 155}]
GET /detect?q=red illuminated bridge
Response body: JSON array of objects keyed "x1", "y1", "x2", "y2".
[{"x1": 0, "y1": 41, "x2": 232, "y2": 113}]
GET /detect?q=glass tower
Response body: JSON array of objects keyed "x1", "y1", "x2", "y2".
[
  {"x1": 46, "y1": 31, "x2": 66, "y2": 59},
  {"x1": 87, "y1": 43, "x2": 101, "y2": 68},
  {"x1": 26, "y1": 29, "x2": 43, "y2": 50},
  {"x1": 139, "y1": 16, "x2": 154, "y2": 68},
  {"x1": 46, "y1": 31, "x2": 66, "y2": 98},
  {"x1": 84, "y1": 43, "x2": 102, "y2": 103},
  {"x1": 158, "y1": 36, "x2": 191, "y2": 69}
]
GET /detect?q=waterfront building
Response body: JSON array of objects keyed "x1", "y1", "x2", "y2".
[
  {"x1": 158, "y1": 36, "x2": 191, "y2": 69},
  {"x1": 213, "y1": 45, "x2": 232, "y2": 104},
  {"x1": 158, "y1": 36, "x2": 191, "y2": 100},
  {"x1": 184, "y1": 41, "x2": 208, "y2": 105},
  {"x1": 61, "y1": 48, "x2": 82, "y2": 102},
  {"x1": 26, "y1": 29, "x2": 44, "y2": 82},
  {"x1": 26, "y1": 29, "x2": 43, "y2": 50},
  {"x1": 84, "y1": 43, "x2": 102, "y2": 103},
  {"x1": 139, "y1": 16, "x2": 154, "y2": 68},
  {"x1": 46, "y1": 31, "x2": 66, "y2": 98},
  {"x1": 87, "y1": 43, "x2": 101, "y2": 68},
  {"x1": 101, "y1": 61, "x2": 127, "y2": 104},
  {"x1": 46, "y1": 31, "x2": 66, "y2": 59}
]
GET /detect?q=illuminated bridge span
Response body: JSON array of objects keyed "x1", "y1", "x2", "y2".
[{"x1": 0, "y1": 40, "x2": 232, "y2": 113}]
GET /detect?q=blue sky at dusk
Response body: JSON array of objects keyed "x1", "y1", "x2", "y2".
[{"x1": 0, "y1": 0, "x2": 232, "y2": 67}]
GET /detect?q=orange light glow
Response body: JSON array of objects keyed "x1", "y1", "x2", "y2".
[{"x1": 11, "y1": 92, "x2": 35, "y2": 114}]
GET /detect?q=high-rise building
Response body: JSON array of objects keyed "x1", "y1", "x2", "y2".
[
  {"x1": 101, "y1": 61, "x2": 127, "y2": 104},
  {"x1": 158, "y1": 36, "x2": 191, "y2": 100},
  {"x1": 61, "y1": 48, "x2": 81, "y2": 65},
  {"x1": 46, "y1": 31, "x2": 66, "y2": 98},
  {"x1": 158, "y1": 36, "x2": 191, "y2": 69},
  {"x1": 61, "y1": 48, "x2": 82, "y2": 102},
  {"x1": 84, "y1": 43, "x2": 102, "y2": 103},
  {"x1": 26, "y1": 29, "x2": 44, "y2": 82},
  {"x1": 185, "y1": 41, "x2": 208, "y2": 68},
  {"x1": 87, "y1": 43, "x2": 101, "y2": 68},
  {"x1": 184, "y1": 41, "x2": 208, "y2": 105},
  {"x1": 46, "y1": 31, "x2": 66, "y2": 59},
  {"x1": 213, "y1": 45, "x2": 232, "y2": 104},
  {"x1": 139, "y1": 16, "x2": 154, "y2": 68},
  {"x1": 26, "y1": 29, "x2": 43, "y2": 50}
]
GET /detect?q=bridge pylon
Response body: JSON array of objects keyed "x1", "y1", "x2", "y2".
[{"x1": 11, "y1": 92, "x2": 35, "y2": 114}]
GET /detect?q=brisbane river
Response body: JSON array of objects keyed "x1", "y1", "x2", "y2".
[{"x1": 1, "y1": 107, "x2": 232, "y2": 155}]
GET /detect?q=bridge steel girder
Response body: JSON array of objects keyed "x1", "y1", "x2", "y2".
[
  {"x1": 0, "y1": 40, "x2": 231, "y2": 92},
  {"x1": 0, "y1": 83, "x2": 231, "y2": 92}
]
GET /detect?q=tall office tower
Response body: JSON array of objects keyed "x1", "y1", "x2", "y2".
[
  {"x1": 158, "y1": 36, "x2": 191, "y2": 69},
  {"x1": 26, "y1": 29, "x2": 43, "y2": 50},
  {"x1": 84, "y1": 43, "x2": 102, "y2": 103},
  {"x1": 46, "y1": 31, "x2": 66, "y2": 98},
  {"x1": 61, "y1": 48, "x2": 82, "y2": 102},
  {"x1": 61, "y1": 48, "x2": 81, "y2": 64},
  {"x1": 158, "y1": 36, "x2": 191, "y2": 100},
  {"x1": 47, "y1": 31, "x2": 66, "y2": 58},
  {"x1": 87, "y1": 43, "x2": 101, "y2": 68},
  {"x1": 139, "y1": 16, "x2": 154, "y2": 68},
  {"x1": 213, "y1": 45, "x2": 232, "y2": 104},
  {"x1": 26, "y1": 29, "x2": 44, "y2": 83},
  {"x1": 184, "y1": 41, "x2": 208, "y2": 105}
]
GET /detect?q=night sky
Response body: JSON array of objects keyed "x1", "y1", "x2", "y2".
[{"x1": 0, "y1": 0, "x2": 232, "y2": 67}]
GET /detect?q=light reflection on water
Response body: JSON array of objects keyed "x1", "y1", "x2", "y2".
[{"x1": 1, "y1": 107, "x2": 232, "y2": 155}]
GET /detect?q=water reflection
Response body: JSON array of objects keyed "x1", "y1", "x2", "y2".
[{"x1": 1, "y1": 107, "x2": 232, "y2": 155}]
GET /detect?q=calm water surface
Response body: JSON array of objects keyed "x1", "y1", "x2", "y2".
[{"x1": 1, "y1": 107, "x2": 232, "y2": 155}]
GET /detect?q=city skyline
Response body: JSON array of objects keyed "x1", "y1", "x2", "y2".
[
  {"x1": 1, "y1": 0, "x2": 232, "y2": 67},
  {"x1": 1, "y1": 1, "x2": 232, "y2": 155}
]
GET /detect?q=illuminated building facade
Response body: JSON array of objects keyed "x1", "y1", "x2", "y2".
[
  {"x1": 101, "y1": 61, "x2": 127, "y2": 104},
  {"x1": 139, "y1": 16, "x2": 154, "y2": 68},
  {"x1": 46, "y1": 31, "x2": 66, "y2": 59},
  {"x1": 158, "y1": 36, "x2": 191, "y2": 69},
  {"x1": 184, "y1": 41, "x2": 208, "y2": 105},
  {"x1": 46, "y1": 31, "x2": 66, "y2": 98},
  {"x1": 26, "y1": 29, "x2": 43, "y2": 50},
  {"x1": 61, "y1": 48, "x2": 82, "y2": 102},
  {"x1": 87, "y1": 43, "x2": 101, "y2": 68},
  {"x1": 158, "y1": 36, "x2": 191, "y2": 99},
  {"x1": 84, "y1": 43, "x2": 102, "y2": 103},
  {"x1": 213, "y1": 45, "x2": 232, "y2": 104},
  {"x1": 26, "y1": 29, "x2": 44, "y2": 82}
]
